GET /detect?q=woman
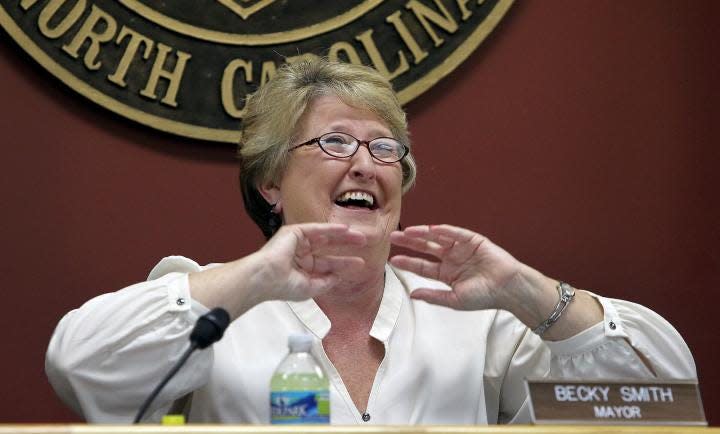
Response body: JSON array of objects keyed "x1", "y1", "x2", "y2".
[{"x1": 46, "y1": 59, "x2": 696, "y2": 424}]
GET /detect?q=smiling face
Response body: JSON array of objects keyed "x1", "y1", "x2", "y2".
[{"x1": 260, "y1": 95, "x2": 404, "y2": 249}]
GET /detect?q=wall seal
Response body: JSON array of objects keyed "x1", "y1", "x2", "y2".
[{"x1": 1, "y1": 0, "x2": 513, "y2": 142}]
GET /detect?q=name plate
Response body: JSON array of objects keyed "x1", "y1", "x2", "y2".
[{"x1": 525, "y1": 378, "x2": 706, "y2": 425}]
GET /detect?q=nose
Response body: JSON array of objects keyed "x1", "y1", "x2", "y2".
[{"x1": 348, "y1": 144, "x2": 377, "y2": 182}]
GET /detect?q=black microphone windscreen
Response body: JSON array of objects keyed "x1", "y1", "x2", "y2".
[{"x1": 190, "y1": 307, "x2": 230, "y2": 349}]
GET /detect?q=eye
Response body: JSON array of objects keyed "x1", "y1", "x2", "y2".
[
  {"x1": 321, "y1": 133, "x2": 352, "y2": 145},
  {"x1": 319, "y1": 132, "x2": 355, "y2": 156},
  {"x1": 370, "y1": 139, "x2": 401, "y2": 158}
]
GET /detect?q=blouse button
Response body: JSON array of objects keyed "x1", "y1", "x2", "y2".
[
  {"x1": 609, "y1": 321, "x2": 617, "y2": 330},
  {"x1": 362, "y1": 412, "x2": 371, "y2": 422},
  {"x1": 176, "y1": 298, "x2": 186, "y2": 306}
]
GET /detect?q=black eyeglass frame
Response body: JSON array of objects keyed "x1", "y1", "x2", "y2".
[{"x1": 289, "y1": 131, "x2": 409, "y2": 164}]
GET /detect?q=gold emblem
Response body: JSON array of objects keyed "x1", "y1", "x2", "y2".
[
  {"x1": 216, "y1": 0, "x2": 277, "y2": 20},
  {"x1": 1, "y1": 0, "x2": 514, "y2": 143}
]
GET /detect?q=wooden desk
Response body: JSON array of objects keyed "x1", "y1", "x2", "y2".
[{"x1": 0, "y1": 426, "x2": 718, "y2": 434}]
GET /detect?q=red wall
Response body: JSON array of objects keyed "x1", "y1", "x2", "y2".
[{"x1": 1, "y1": 0, "x2": 718, "y2": 424}]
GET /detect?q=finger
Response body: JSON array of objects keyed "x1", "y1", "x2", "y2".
[
  {"x1": 294, "y1": 222, "x2": 350, "y2": 234},
  {"x1": 389, "y1": 255, "x2": 441, "y2": 280},
  {"x1": 393, "y1": 227, "x2": 456, "y2": 248},
  {"x1": 410, "y1": 288, "x2": 463, "y2": 310},
  {"x1": 297, "y1": 224, "x2": 367, "y2": 248},
  {"x1": 413, "y1": 225, "x2": 488, "y2": 262},
  {"x1": 428, "y1": 224, "x2": 484, "y2": 244},
  {"x1": 285, "y1": 274, "x2": 340, "y2": 300},
  {"x1": 310, "y1": 256, "x2": 365, "y2": 274},
  {"x1": 289, "y1": 224, "x2": 366, "y2": 258},
  {"x1": 306, "y1": 274, "x2": 340, "y2": 293},
  {"x1": 395, "y1": 225, "x2": 430, "y2": 234},
  {"x1": 390, "y1": 232, "x2": 445, "y2": 258}
]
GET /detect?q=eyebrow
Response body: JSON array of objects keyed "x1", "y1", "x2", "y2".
[{"x1": 325, "y1": 125, "x2": 394, "y2": 138}]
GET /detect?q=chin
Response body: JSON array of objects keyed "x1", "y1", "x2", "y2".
[
  {"x1": 349, "y1": 220, "x2": 396, "y2": 249},
  {"x1": 325, "y1": 206, "x2": 397, "y2": 245}
]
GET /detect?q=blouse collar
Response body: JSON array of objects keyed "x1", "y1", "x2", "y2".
[{"x1": 287, "y1": 264, "x2": 404, "y2": 342}]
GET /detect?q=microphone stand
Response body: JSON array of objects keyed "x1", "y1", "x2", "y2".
[
  {"x1": 133, "y1": 342, "x2": 199, "y2": 423},
  {"x1": 133, "y1": 307, "x2": 230, "y2": 424}
]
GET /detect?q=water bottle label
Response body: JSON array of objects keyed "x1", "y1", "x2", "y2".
[{"x1": 270, "y1": 390, "x2": 330, "y2": 424}]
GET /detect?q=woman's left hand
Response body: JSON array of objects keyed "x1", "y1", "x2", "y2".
[
  {"x1": 391, "y1": 224, "x2": 605, "y2": 339},
  {"x1": 389, "y1": 224, "x2": 524, "y2": 311}
]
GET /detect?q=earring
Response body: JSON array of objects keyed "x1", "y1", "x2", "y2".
[{"x1": 267, "y1": 203, "x2": 282, "y2": 232}]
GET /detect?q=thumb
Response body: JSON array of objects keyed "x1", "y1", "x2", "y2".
[
  {"x1": 410, "y1": 288, "x2": 462, "y2": 310},
  {"x1": 306, "y1": 274, "x2": 340, "y2": 295}
]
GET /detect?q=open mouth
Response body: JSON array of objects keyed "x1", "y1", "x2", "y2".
[{"x1": 334, "y1": 191, "x2": 378, "y2": 210}]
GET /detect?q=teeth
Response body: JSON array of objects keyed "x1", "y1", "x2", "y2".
[{"x1": 336, "y1": 191, "x2": 374, "y2": 206}]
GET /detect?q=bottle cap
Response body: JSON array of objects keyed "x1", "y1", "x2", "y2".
[
  {"x1": 288, "y1": 333, "x2": 313, "y2": 352},
  {"x1": 161, "y1": 414, "x2": 186, "y2": 425}
]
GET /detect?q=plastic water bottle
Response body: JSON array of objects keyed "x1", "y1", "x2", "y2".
[{"x1": 270, "y1": 334, "x2": 330, "y2": 424}]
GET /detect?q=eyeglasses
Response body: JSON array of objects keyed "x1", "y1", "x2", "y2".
[{"x1": 290, "y1": 132, "x2": 409, "y2": 163}]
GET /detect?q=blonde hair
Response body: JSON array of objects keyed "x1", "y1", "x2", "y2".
[{"x1": 238, "y1": 58, "x2": 416, "y2": 238}]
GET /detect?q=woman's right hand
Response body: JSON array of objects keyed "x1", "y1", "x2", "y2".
[
  {"x1": 255, "y1": 223, "x2": 367, "y2": 300},
  {"x1": 190, "y1": 223, "x2": 367, "y2": 319}
]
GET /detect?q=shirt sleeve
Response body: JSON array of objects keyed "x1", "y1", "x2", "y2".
[
  {"x1": 45, "y1": 256, "x2": 212, "y2": 423},
  {"x1": 497, "y1": 294, "x2": 697, "y2": 424}
]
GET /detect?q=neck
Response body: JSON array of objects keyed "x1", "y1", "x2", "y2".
[
  {"x1": 315, "y1": 260, "x2": 385, "y2": 329},
  {"x1": 313, "y1": 225, "x2": 391, "y2": 327}
]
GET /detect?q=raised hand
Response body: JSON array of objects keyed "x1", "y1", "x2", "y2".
[
  {"x1": 257, "y1": 223, "x2": 368, "y2": 301},
  {"x1": 190, "y1": 223, "x2": 367, "y2": 319},
  {"x1": 389, "y1": 225, "x2": 522, "y2": 311}
]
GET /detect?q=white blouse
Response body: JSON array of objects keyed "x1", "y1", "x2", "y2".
[{"x1": 45, "y1": 256, "x2": 697, "y2": 424}]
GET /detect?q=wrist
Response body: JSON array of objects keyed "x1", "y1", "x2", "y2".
[
  {"x1": 500, "y1": 266, "x2": 603, "y2": 340},
  {"x1": 189, "y1": 253, "x2": 268, "y2": 320},
  {"x1": 230, "y1": 252, "x2": 272, "y2": 308},
  {"x1": 531, "y1": 281, "x2": 575, "y2": 336},
  {"x1": 497, "y1": 265, "x2": 560, "y2": 329}
]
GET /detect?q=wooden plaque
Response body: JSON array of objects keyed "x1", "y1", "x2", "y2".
[{"x1": 526, "y1": 378, "x2": 706, "y2": 426}]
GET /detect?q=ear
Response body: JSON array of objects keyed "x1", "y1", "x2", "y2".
[{"x1": 257, "y1": 182, "x2": 282, "y2": 213}]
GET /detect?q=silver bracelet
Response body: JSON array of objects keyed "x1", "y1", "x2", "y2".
[{"x1": 532, "y1": 281, "x2": 576, "y2": 336}]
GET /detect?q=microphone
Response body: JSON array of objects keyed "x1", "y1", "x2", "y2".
[
  {"x1": 133, "y1": 307, "x2": 230, "y2": 423},
  {"x1": 190, "y1": 307, "x2": 231, "y2": 349}
]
